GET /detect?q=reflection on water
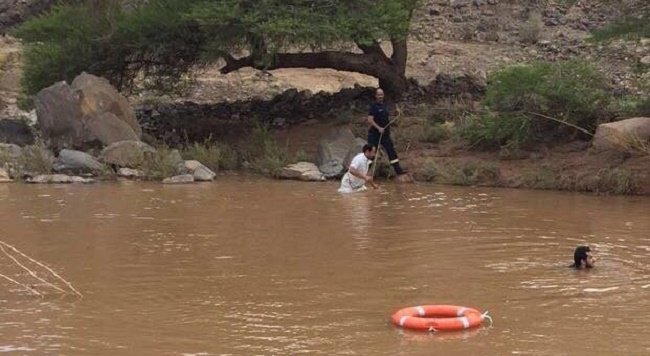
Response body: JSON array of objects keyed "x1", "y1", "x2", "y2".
[{"x1": 0, "y1": 179, "x2": 649, "y2": 355}]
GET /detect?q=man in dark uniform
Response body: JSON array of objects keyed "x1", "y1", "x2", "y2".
[{"x1": 366, "y1": 88, "x2": 406, "y2": 176}]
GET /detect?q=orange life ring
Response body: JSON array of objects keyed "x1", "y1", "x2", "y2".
[{"x1": 391, "y1": 305, "x2": 486, "y2": 332}]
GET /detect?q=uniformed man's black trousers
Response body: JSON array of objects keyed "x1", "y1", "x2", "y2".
[{"x1": 368, "y1": 129, "x2": 405, "y2": 175}]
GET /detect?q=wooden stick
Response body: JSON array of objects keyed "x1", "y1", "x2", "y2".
[
  {"x1": 0, "y1": 241, "x2": 83, "y2": 298},
  {"x1": 0, "y1": 273, "x2": 43, "y2": 297},
  {"x1": 526, "y1": 112, "x2": 594, "y2": 136},
  {"x1": 0, "y1": 245, "x2": 69, "y2": 295}
]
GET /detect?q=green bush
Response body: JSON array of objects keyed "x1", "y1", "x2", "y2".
[
  {"x1": 139, "y1": 148, "x2": 182, "y2": 181},
  {"x1": 14, "y1": 1, "x2": 203, "y2": 97},
  {"x1": 609, "y1": 95, "x2": 650, "y2": 118},
  {"x1": 420, "y1": 123, "x2": 452, "y2": 144},
  {"x1": 243, "y1": 125, "x2": 290, "y2": 177},
  {"x1": 14, "y1": 4, "x2": 121, "y2": 97},
  {"x1": 18, "y1": 143, "x2": 54, "y2": 176},
  {"x1": 459, "y1": 113, "x2": 531, "y2": 149},
  {"x1": 591, "y1": 17, "x2": 650, "y2": 42},
  {"x1": 485, "y1": 60, "x2": 609, "y2": 134},
  {"x1": 181, "y1": 141, "x2": 239, "y2": 172}
]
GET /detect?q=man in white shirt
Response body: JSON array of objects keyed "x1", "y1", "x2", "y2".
[{"x1": 338, "y1": 144, "x2": 377, "y2": 193}]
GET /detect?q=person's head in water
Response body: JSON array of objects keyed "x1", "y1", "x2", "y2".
[
  {"x1": 375, "y1": 89, "x2": 385, "y2": 103},
  {"x1": 362, "y1": 144, "x2": 376, "y2": 160},
  {"x1": 572, "y1": 246, "x2": 595, "y2": 269}
]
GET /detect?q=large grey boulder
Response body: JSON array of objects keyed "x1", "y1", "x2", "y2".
[
  {"x1": 34, "y1": 81, "x2": 85, "y2": 148},
  {"x1": 99, "y1": 140, "x2": 155, "y2": 168},
  {"x1": 26, "y1": 174, "x2": 94, "y2": 184},
  {"x1": 34, "y1": 72, "x2": 142, "y2": 149},
  {"x1": 53, "y1": 149, "x2": 105, "y2": 174},
  {"x1": 84, "y1": 112, "x2": 139, "y2": 145},
  {"x1": 593, "y1": 117, "x2": 650, "y2": 152},
  {"x1": 279, "y1": 162, "x2": 326, "y2": 182},
  {"x1": 315, "y1": 126, "x2": 356, "y2": 178},
  {"x1": 343, "y1": 137, "x2": 367, "y2": 169},
  {"x1": 72, "y1": 72, "x2": 142, "y2": 137},
  {"x1": 184, "y1": 160, "x2": 216, "y2": 181}
]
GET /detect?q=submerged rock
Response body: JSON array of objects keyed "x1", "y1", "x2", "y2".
[
  {"x1": 162, "y1": 174, "x2": 195, "y2": 184},
  {"x1": 26, "y1": 174, "x2": 94, "y2": 184},
  {"x1": 117, "y1": 167, "x2": 144, "y2": 179},
  {"x1": 183, "y1": 160, "x2": 216, "y2": 181}
]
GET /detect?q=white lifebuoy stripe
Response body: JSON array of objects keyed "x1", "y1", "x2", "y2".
[
  {"x1": 399, "y1": 316, "x2": 409, "y2": 327},
  {"x1": 456, "y1": 307, "x2": 467, "y2": 317},
  {"x1": 460, "y1": 316, "x2": 470, "y2": 329},
  {"x1": 416, "y1": 306, "x2": 426, "y2": 316}
]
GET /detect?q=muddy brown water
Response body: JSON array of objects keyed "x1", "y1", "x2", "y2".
[{"x1": 0, "y1": 179, "x2": 649, "y2": 355}]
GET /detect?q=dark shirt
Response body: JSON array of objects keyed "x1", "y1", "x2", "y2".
[{"x1": 368, "y1": 102, "x2": 390, "y2": 135}]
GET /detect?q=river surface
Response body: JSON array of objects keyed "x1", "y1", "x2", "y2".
[{"x1": 0, "y1": 178, "x2": 649, "y2": 355}]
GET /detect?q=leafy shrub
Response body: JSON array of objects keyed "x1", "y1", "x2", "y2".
[
  {"x1": 182, "y1": 141, "x2": 239, "y2": 172},
  {"x1": 243, "y1": 125, "x2": 290, "y2": 177},
  {"x1": 485, "y1": 60, "x2": 609, "y2": 131},
  {"x1": 459, "y1": 113, "x2": 531, "y2": 149},
  {"x1": 591, "y1": 17, "x2": 650, "y2": 42},
  {"x1": 519, "y1": 12, "x2": 543, "y2": 44},
  {"x1": 139, "y1": 148, "x2": 182, "y2": 180}
]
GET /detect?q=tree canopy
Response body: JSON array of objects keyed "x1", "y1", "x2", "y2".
[{"x1": 16, "y1": 0, "x2": 420, "y2": 98}]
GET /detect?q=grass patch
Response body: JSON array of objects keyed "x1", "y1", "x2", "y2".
[
  {"x1": 519, "y1": 11, "x2": 543, "y2": 44},
  {"x1": 181, "y1": 141, "x2": 239, "y2": 172},
  {"x1": 420, "y1": 123, "x2": 452, "y2": 144},
  {"x1": 590, "y1": 17, "x2": 650, "y2": 42},
  {"x1": 459, "y1": 113, "x2": 531, "y2": 149},
  {"x1": 571, "y1": 168, "x2": 636, "y2": 194},
  {"x1": 17, "y1": 143, "x2": 54, "y2": 177},
  {"x1": 139, "y1": 148, "x2": 182, "y2": 181},
  {"x1": 521, "y1": 165, "x2": 558, "y2": 190},
  {"x1": 419, "y1": 160, "x2": 501, "y2": 186},
  {"x1": 242, "y1": 125, "x2": 290, "y2": 177}
]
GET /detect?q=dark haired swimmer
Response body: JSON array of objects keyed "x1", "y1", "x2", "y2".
[{"x1": 571, "y1": 246, "x2": 595, "y2": 269}]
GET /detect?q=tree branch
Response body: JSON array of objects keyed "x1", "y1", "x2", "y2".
[
  {"x1": 220, "y1": 51, "x2": 387, "y2": 76},
  {"x1": 356, "y1": 40, "x2": 389, "y2": 62}
]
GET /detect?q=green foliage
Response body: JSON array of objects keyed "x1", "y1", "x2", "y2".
[
  {"x1": 485, "y1": 60, "x2": 608, "y2": 129},
  {"x1": 294, "y1": 149, "x2": 310, "y2": 162},
  {"x1": 609, "y1": 95, "x2": 650, "y2": 118},
  {"x1": 591, "y1": 17, "x2": 650, "y2": 42},
  {"x1": 15, "y1": 0, "x2": 420, "y2": 96},
  {"x1": 18, "y1": 143, "x2": 54, "y2": 176},
  {"x1": 519, "y1": 11, "x2": 543, "y2": 44},
  {"x1": 243, "y1": 125, "x2": 290, "y2": 177},
  {"x1": 182, "y1": 141, "x2": 239, "y2": 172},
  {"x1": 459, "y1": 113, "x2": 531, "y2": 149},
  {"x1": 467, "y1": 60, "x2": 610, "y2": 148},
  {"x1": 420, "y1": 123, "x2": 452, "y2": 143},
  {"x1": 419, "y1": 160, "x2": 501, "y2": 186},
  {"x1": 139, "y1": 148, "x2": 182, "y2": 180}
]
